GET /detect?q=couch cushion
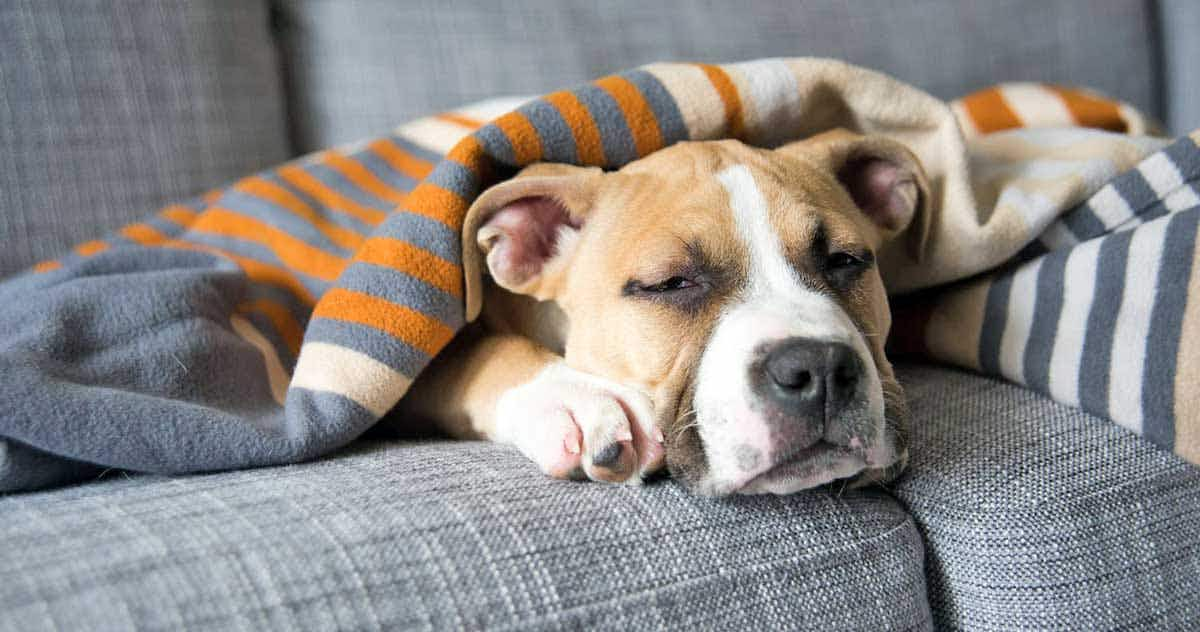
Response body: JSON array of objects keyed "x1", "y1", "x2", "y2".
[
  {"x1": 893, "y1": 364, "x2": 1200, "y2": 630},
  {"x1": 0, "y1": 1, "x2": 291, "y2": 278},
  {"x1": 0, "y1": 440, "x2": 932, "y2": 631},
  {"x1": 274, "y1": 0, "x2": 1161, "y2": 151}
]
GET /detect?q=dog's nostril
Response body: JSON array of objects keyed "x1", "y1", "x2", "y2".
[{"x1": 761, "y1": 338, "x2": 861, "y2": 418}]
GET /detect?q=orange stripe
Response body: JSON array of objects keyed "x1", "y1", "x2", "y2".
[
  {"x1": 355, "y1": 237, "x2": 463, "y2": 298},
  {"x1": 697, "y1": 64, "x2": 745, "y2": 140},
  {"x1": 160, "y1": 205, "x2": 198, "y2": 227},
  {"x1": 543, "y1": 91, "x2": 607, "y2": 166},
  {"x1": 444, "y1": 135, "x2": 494, "y2": 184},
  {"x1": 120, "y1": 223, "x2": 170, "y2": 247},
  {"x1": 239, "y1": 298, "x2": 305, "y2": 356},
  {"x1": 322, "y1": 150, "x2": 409, "y2": 206},
  {"x1": 960, "y1": 87, "x2": 1023, "y2": 134},
  {"x1": 493, "y1": 111, "x2": 544, "y2": 165},
  {"x1": 277, "y1": 164, "x2": 387, "y2": 225},
  {"x1": 233, "y1": 176, "x2": 363, "y2": 251},
  {"x1": 436, "y1": 112, "x2": 485, "y2": 129},
  {"x1": 403, "y1": 183, "x2": 469, "y2": 231},
  {"x1": 368, "y1": 138, "x2": 434, "y2": 180},
  {"x1": 1046, "y1": 85, "x2": 1128, "y2": 133},
  {"x1": 189, "y1": 208, "x2": 347, "y2": 281},
  {"x1": 33, "y1": 260, "x2": 61, "y2": 273},
  {"x1": 312, "y1": 288, "x2": 456, "y2": 356},
  {"x1": 201, "y1": 189, "x2": 223, "y2": 205},
  {"x1": 595, "y1": 75, "x2": 664, "y2": 158},
  {"x1": 120, "y1": 222, "x2": 316, "y2": 304},
  {"x1": 74, "y1": 240, "x2": 108, "y2": 257}
]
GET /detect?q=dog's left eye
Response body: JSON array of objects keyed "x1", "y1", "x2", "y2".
[
  {"x1": 823, "y1": 250, "x2": 874, "y2": 287},
  {"x1": 826, "y1": 252, "x2": 865, "y2": 270}
]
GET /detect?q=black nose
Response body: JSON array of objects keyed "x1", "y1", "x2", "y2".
[{"x1": 761, "y1": 338, "x2": 861, "y2": 420}]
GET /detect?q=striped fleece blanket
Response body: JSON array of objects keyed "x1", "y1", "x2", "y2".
[{"x1": 1, "y1": 58, "x2": 1196, "y2": 492}]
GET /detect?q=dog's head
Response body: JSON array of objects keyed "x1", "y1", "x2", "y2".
[{"x1": 464, "y1": 131, "x2": 929, "y2": 494}]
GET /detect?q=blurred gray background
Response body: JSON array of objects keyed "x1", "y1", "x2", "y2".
[{"x1": 3, "y1": 0, "x2": 1197, "y2": 277}]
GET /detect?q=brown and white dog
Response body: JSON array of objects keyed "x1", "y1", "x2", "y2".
[{"x1": 396, "y1": 130, "x2": 929, "y2": 495}]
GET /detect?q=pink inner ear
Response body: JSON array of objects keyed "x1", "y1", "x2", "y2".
[
  {"x1": 838, "y1": 157, "x2": 914, "y2": 231},
  {"x1": 481, "y1": 196, "x2": 579, "y2": 287}
]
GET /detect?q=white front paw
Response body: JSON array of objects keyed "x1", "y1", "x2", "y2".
[{"x1": 492, "y1": 362, "x2": 664, "y2": 483}]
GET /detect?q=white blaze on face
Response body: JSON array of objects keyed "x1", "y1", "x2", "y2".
[{"x1": 693, "y1": 164, "x2": 889, "y2": 495}]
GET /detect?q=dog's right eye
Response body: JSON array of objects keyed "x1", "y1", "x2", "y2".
[{"x1": 639, "y1": 276, "x2": 697, "y2": 293}]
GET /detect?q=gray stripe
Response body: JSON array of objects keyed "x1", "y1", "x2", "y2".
[
  {"x1": 1115, "y1": 167, "x2": 1159, "y2": 219},
  {"x1": 1023, "y1": 249, "x2": 1069, "y2": 394},
  {"x1": 1163, "y1": 136, "x2": 1200, "y2": 180},
  {"x1": 172, "y1": 231, "x2": 331, "y2": 298},
  {"x1": 474, "y1": 123, "x2": 517, "y2": 166},
  {"x1": 220, "y1": 188, "x2": 356, "y2": 257},
  {"x1": 384, "y1": 133, "x2": 445, "y2": 163},
  {"x1": 303, "y1": 317, "x2": 432, "y2": 379},
  {"x1": 306, "y1": 162, "x2": 400, "y2": 212},
  {"x1": 1063, "y1": 200, "x2": 1111, "y2": 242},
  {"x1": 424, "y1": 160, "x2": 479, "y2": 201},
  {"x1": 622, "y1": 69, "x2": 688, "y2": 144},
  {"x1": 977, "y1": 272, "x2": 1014, "y2": 375},
  {"x1": 1143, "y1": 209, "x2": 1200, "y2": 448},
  {"x1": 261, "y1": 172, "x2": 377, "y2": 235},
  {"x1": 346, "y1": 148, "x2": 421, "y2": 196},
  {"x1": 574, "y1": 84, "x2": 637, "y2": 166},
  {"x1": 519, "y1": 99, "x2": 579, "y2": 164},
  {"x1": 1078, "y1": 230, "x2": 1134, "y2": 419},
  {"x1": 372, "y1": 212, "x2": 461, "y2": 264},
  {"x1": 335, "y1": 261, "x2": 465, "y2": 329}
]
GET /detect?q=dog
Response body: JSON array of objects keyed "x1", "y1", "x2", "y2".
[{"x1": 395, "y1": 129, "x2": 928, "y2": 495}]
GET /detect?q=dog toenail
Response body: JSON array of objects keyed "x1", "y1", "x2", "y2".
[{"x1": 591, "y1": 442, "x2": 622, "y2": 466}]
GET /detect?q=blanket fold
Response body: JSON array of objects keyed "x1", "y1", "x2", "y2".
[{"x1": 1, "y1": 58, "x2": 1195, "y2": 492}]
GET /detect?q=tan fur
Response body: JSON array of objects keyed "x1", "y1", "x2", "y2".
[{"x1": 396, "y1": 133, "x2": 926, "y2": 488}]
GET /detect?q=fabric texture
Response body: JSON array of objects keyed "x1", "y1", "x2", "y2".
[
  {"x1": 1, "y1": 58, "x2": 1197, "y2": 492},
  {"x1": 893, "y1": 363, "x2": 1200, "y2": 630},
  {"x1": 0, "y1": 0, "x2": 292, "y2": 278},
  {"x1": 274, "y1": 0, "x2": 1163, "y2": 151},
  {"x1": 0, "y1": 440, "x2": 932, "y2": 631}
]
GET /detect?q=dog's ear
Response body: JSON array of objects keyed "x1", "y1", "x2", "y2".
[
  {"x1": 779, "y1": 130, "x2": 931, "y2": 261},
  {"x1": 462, "y1": 164, "x2": 603, "y2": 318}
]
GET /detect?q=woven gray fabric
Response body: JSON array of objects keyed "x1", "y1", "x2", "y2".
[
  {"x1": 0, "y1": 440, "x2": 932, "y2": 631},
  {"x1": 274, "y1": 0, "x2": 1161, "y2": 151},
  {"x1": 0, "y1": 0, "x2": 291, "y2": 278},
  {"x1": 893, "y1": 364, "x2": 1200, "y2": 631}
]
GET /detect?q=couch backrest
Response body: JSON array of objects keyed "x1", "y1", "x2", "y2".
[
  {"x1": 1, "y1": 0, "x2": 1188, "y2": 278},
  {"x1": 275, "y1": 0, "x2": 1166, "y2": 151}
]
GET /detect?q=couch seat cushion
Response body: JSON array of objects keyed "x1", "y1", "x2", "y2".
[
  {"x1": 1, "y1": 440, "x2": 931, "y2": 631},
  {"x1": 893, "y1": 364, "x2": 1200, "y2": 630}
]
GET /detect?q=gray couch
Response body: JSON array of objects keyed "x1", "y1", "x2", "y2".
[{"x1": 2, "y1": 2, "x2": 1198, "y2": 630}]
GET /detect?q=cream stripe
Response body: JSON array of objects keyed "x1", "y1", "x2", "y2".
[
  {"x1": 1164, "y1": 186, "x2": 1200, "y2": 214},
  {"x1": 724, "y1": 59, "x2": 802, "y2": 147},
  {"x1": 291, "y1": 342, "x2": 413, "y2": 418},
  {"x1": 1047, "y1": 237, "x2": 1102, "y2": 407},
  {"x1": 1089, "y1": 183, "x2": 1137, "y2": 230},
  {"x1": 1137, "y1": 152, "x2": 1184, "y2": 196},
  {"x1": 229, "y1": 315, "x2": 289, "y2": 407},
  {"x1": 455, "y1": 96, "x2": 532, "y2": 123},
  {"x1": 1108, "y1": 217, "x2": 1171, "y2": 434},
  {"x1": 1174, "y1": 224, "x2": 1200, "y2": 463},
  {"x1": 999, "y1": 83, "x2": 1075, "y2": 128},
  {"x1": 998, "y1": 258, "x2": 1043, "y2": 385},
  {"x1": 394, "y1": 117, "x2": 472, "y2": 155},
  {"x1": 643, "y1": 63, "x2": 727, "y2": 140},
  {"x1": 950, "y1": 100, "x2": 980, "y2": 137}
]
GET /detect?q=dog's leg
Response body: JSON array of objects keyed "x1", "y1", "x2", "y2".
[{"x1": 397, "y1": 328, "x2": 664, "y2": 483}]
